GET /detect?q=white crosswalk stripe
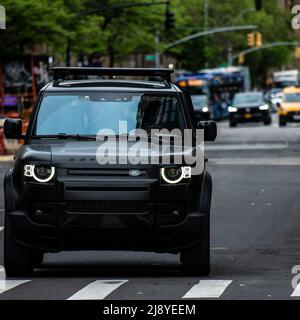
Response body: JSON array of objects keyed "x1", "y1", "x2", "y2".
[
  {"x1": 0, "y1": 280, "x2": 31, "y2": 294},
  {"x1": 0, "y1": 265, "x2": 32, "y2": 293},
  {"x1": 67, "y1": 280, "x2": 128, "y2": 300},
  {"x1": 182, "y1": 280, "x2": 232, "y2": 299},
  {"x1": 291, "y1": 283, "x2": 300, "y2": 297}
]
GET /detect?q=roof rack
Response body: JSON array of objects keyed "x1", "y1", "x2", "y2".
[{"x1": 51, "y1": 67, "x2": 174, "y2": 85}]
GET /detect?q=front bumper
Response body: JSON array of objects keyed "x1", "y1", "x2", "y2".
[
  {"x1": 7, "y1": 171, "x2": 207, "y2": 253},
  {"x1": 195, "y1": 110, "x2": 211, "y2": 121},
  {"x1": 8, "y1": 209, "x2": 206, "y2": 253},
  {"x1": 279, "y1": 111, "x2": 300, "y2": 122},
  {"x1": 229, "y1": 110, "x2": 270, "y2": 123}
]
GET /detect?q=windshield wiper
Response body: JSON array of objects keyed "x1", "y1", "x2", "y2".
[{"x1": 32, "y1": 133, "x2": 96, "y2": 140}]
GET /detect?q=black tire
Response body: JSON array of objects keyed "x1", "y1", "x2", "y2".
[
  {"x1": 229, "y1": 121, "x2": 237, "y2": 127},
  {"x1": 264, "y1": 118, "x2": 271, "y2": 125},
  {"x1": 279, "y1": 117, "x2": 286, "y2": 127},
  {"x1": 4, "y1": 216, "x2": 34, "y2": 277},
  {"x1": 180, "y1": 216, "x2": 210, "y2": 276},
  {"x1": 32, "y1": 252, "x2": 44, "y2": 266}
]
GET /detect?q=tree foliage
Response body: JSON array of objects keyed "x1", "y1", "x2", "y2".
[{"x1": 0, "y1": 0, "x2": 297, "y2": 85}]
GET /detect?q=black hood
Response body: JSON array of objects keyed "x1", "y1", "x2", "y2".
[
  {"x1": 18, "y1": 140, "x2": 200, "y2": 169},
  {"x1": 236, "y1": 102, "x2": 262, "y2": 108}
]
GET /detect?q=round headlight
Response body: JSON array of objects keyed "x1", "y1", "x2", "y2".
[
  {"x1": 161, "y1": 167, "x2": 184, "y2": 184},
  {"x1": 32, "y1": 165, "x2": 55, "y2": 183}
]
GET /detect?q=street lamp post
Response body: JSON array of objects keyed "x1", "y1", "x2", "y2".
[
  {"x1": 204, "y1": 0, "x2": 209, "y2": 31},
  {"x1": 165, "y1": 25, "x2": 258, "y2": 49},
  {"x1": 232, "y1": 41, "x2": 300, "y2": 62}
]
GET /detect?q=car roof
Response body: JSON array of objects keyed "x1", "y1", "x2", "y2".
[
  {"x1": 42, "y1": 80, "x2": 180, "y2": 94},
  {"x1": 283, "y1": 86, "x2": 300, "y2": 94}
]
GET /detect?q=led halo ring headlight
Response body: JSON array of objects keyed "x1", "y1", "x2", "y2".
[
  {"x1": 24, "y1": 164, "x2": 55, "y2": 183},
  {"x1": 161, "y1": 166, "x2": 191, "y2": 184}
]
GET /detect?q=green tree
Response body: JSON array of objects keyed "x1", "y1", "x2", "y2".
[
  {"x1": 167, "y1": 0, "x2": 296, "y2": 86},
  {"x1": 0, "y1": 0, "x2": 297, "y2": 87}
]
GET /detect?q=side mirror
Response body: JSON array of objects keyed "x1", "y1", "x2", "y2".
[
  {"x1": 4, "y1": 119, "x2": 23, "y2": 139},
  {"x1": 197, "y1": 120, "x2": 217, "y2": 142}
]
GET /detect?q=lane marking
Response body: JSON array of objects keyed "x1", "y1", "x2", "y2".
[
  {"x1": 0, "y1": 227, "x2": 3, "y2": 232},
  {"x1": 182, "y1": 280, "x2": 232, "y2": 299},
  {"x1": 205, "y1": 143, "x2": 286, "y2": 151},
  {"x1": 291, "y1": 283, "x2": 300, "y2": 297},
  {"x1": 211, "y1": 246, "x2": 228, "y2": 251},
  {"x1": 67, "y1": 280, "x2": 128, "y2": 300},
  {"x1": 0, "y1": 277, "x2": 31, "y2": 294},
  {"x1": 209, "y1": 158, "x2": 300, "y2": 166}
]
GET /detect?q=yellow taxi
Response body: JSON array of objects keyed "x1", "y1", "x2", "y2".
[{"x1": 278, "y1": 87, "x2": 300, "y2": 126}]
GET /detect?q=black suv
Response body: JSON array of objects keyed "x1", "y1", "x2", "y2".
[
  {"x1": 3, "y1": 68, "x2": 217, "y2": 276},
  {"x1": 229, "y1": 91, "x2": 271, "y2": 127}
]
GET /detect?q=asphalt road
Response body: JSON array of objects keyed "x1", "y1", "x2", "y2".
[{"x1": 0, "y1": 114, "x2": 300, "y2": 300}]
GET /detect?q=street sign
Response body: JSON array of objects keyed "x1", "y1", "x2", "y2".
[{"x1": 144, "y1": 54, "x2": 156, "y2": 62}]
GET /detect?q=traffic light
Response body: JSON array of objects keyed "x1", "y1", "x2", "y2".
[
  {"x1": 165, "y1": 5, "x2": 175, "y2": 32},
  {"x1": 295, "y1": 47, "x2": 300, "y2": 59},
  {"x1": 256, "y1": 32, "x2": 262, "y2": 48},
  {"x1": 247, "y1": 33, "x2": 255, "y2": 47},
  {"x1": 247, "y1": 32, "x2": 263, "y2": 48},
  {"x1": 254, "y1": 0, "x2": 262, "y2": 11},
  {"x1": 238, "y1": 54, "x2": 245, "y2": 65}
]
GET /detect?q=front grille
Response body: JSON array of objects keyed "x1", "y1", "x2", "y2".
[
  {"x1": 66, "y1": 200, "x2": 148, "y2": 214},
  {"x1": 67, "y1": 168, "x2": 147, "y2": 176},
  {"x1": 237, "y1": 107, "x2": 259, "y2": 114}
]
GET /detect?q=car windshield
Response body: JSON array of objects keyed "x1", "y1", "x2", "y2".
[
  {"x1": 191, "y1": 95, "x2": 208, "y2": 110},
  {"x1": 35, "y1": 93, "x2": 186, "y2": 136},
  {"x1": 284, "y1": 93, "x2": 300, "y2": 103},
  {"x1": 233, "y1": 93, "x2": 263, "y2": 105}
]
